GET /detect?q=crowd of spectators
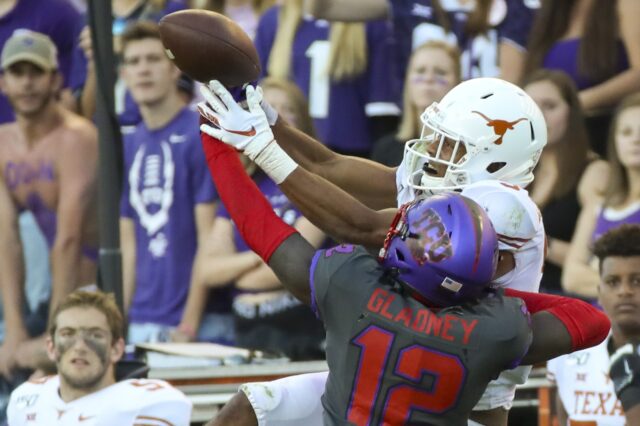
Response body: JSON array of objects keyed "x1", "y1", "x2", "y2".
[{"x1": 0, "y1": 0, "x2": 639, "y2": 424}]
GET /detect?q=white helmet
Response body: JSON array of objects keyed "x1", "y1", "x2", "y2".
[{"x1": 404, "y1": 78, "x2": 547, "y2": 194}]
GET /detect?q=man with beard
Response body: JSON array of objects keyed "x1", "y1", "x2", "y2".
[
  {"x1": 6, "y1": 290, "x2": 192, "y2": 425},
  {"x1": 547, "y1": 224, "x2": 640, "y2": 426},
  {"x1": 0, "y1": 31, "x2": 98, "y2": 379}
]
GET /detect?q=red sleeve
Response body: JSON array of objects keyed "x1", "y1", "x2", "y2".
[
  {"x1": 505, "y1": 289, "x2": 610, "y2": 352},
  {"x1": 200, "y1": 131, "x2": 297, "y2": 262}
]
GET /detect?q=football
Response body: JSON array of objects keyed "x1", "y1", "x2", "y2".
[{"x1": 158, "y1": 9, "x2": 261, "y2": 87}]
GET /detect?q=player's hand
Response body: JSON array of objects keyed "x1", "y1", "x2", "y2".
[
  {"x1": 198, "y1": 80, "x2": 274, "y2": 161},
  {"x1": 609, "y1": 341, "x2": 640, "y2": 411}
]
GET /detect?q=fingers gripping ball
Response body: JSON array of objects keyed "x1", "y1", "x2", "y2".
[
  {"x1": 159, "y1": 10, "x2": 260, "y2": 86},
  {"x1": 198, "y1": 81, "x2": 298, "y2": 184},
  {"x1": 609, "y1": 341, "x2": 640, "y2": 411}
]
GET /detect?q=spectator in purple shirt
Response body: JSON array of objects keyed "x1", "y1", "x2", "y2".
[{"x1": 117, "y1": 22, "x2": 223, "y2": 343}]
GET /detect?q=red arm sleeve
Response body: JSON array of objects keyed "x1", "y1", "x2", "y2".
[
  {"x1": 505, "y1": 289, "x2": 610, "y2": 352},
  {"x1": 200, "y1": 131, "x2": 297, "y2": 262}
]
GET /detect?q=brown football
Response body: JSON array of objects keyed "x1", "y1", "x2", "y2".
[{"x1": 159, "y1": 9, "x2": 261, "y2": 87}]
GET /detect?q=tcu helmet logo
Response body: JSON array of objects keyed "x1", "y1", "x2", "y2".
[
  {"x1": 409, "y1": 208, "x2": 453, "y2": 263},
  {"x1": 471, "y1": 111, "x2": 528, "y2": 145}
]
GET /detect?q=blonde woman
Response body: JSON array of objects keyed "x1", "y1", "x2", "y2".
[
  {"x1": 563, "y1": 92, "x2": 640, "y2": 299},
  {"x1": 371, "y1": 40, "x2": 461, "y2": 167},
  {"x1": 254, "y1": 0, "x2": 400, "y2": 156}
]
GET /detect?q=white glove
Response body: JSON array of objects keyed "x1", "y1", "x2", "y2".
[
  {"x1": 198, "y1": 80, "x2": 274, "y2": 160},
  {"x1": 198, "y1": 80, "x2": 297, "y2": 184}
]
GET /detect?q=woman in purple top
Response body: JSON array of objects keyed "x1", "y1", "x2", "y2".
[
  {"x1": 526, "y1": 0, "x2": 640, "y2": 156},
  {"x1": 178, "y1": 78, "x2": 327, "y2": 358},
  {"x1": 563, "y1": 93, "x2": 640, "y2": 300}
]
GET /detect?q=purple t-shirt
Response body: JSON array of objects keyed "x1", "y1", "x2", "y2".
[
  {"x1": 0, "y1": 0, "x2": 84, "y2": 123},
  {"x1": 120, "y1": 106, "x2": 217, "y2": 326},
  {"x1": 217, "y1": 172, "x2": 303, "y2": 253},
  {"x1": 390, "y1": 0, "x2": 535, "y2": 81},
  {"x1": 542, "y1": 39, "x2": 629, "y2": 90},
  {"x1": 254, "y1": 7, "x2": 400, "y2": 154},
  {"x1": 592, "y1": 202, "x2": 640, "y2": 243}
]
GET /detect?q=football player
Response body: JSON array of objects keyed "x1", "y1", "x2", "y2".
[
  {"x1": 548, "y1": 224, "x2": 640, "y2": 426},
  {"x1": 6, "y1": 291, "x2": 192, "y2": 425},
  {"x1": 199, "y1": 132, "x2": 609, "y2": 426},
  {"x1": 198, "y1": 77, "x2": 546, "y2": 425}
]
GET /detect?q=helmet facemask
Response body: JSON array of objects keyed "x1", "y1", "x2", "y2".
[{"x1": 404, "y1": 103, "x2": 474, "y2": 195}]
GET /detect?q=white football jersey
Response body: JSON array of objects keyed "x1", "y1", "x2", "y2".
[
  {"x1": 547, "y1": 334, "x2": 625, "y2": 425},
  {"x1": 7, "y1": 376, "x2": 192, "y2": 426}
]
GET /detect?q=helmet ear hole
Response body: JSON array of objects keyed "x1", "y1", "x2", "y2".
[
  {"x1": 395, "y1": 249, "x2": 405, "y2": 262},
  {"x1": 530, "y1": 121, "x2": 535, "y2": 141},
  {"x1": 486, "y1": 162, "x2": 506, "y2": 174}
]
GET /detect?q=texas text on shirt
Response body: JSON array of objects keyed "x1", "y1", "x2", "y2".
[{"x1": 547, "y1": 334, "x2": 626, "y2": 425}]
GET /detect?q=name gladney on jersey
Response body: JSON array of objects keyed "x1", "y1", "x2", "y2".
[{"x1": 366, "y1": 288, "x2": 478, "y2": 345}]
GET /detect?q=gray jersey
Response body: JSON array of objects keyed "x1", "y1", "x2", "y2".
[{"x1": 310, "y1": 245, "x2": 532, "y2": 426}]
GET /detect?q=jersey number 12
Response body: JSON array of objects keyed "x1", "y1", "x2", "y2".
[{"x1": 347, "y1": 325, "x2": 466, "y2": 424}]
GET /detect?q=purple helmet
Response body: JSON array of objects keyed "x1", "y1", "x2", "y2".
[{"x1": 380, "y1": 193, "x2": 499, "y2": 306}]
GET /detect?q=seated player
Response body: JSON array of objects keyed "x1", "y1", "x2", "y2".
[
  {"x1": 199, "y1": 130, "x2": 610, "y2": 425},
  {"x1": 198, "y1": 77, "x2": 547, "y2": 425},
  {"x1": 7, "y1": 291, "x2": 192, "y2": 425},
  {"x1": 548, "y1": 224, "x2": 640, "y2": 425}
]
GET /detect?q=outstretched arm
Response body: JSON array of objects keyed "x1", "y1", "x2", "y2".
[
  {"x1": 200, "y1": 132, "x2": 315, "y2": 304},
  {"x1": 271, "y1": 120, "x2": 398, "y2": 211},
  {"x1": 279, "y1": 166, "x2": 395, "y2": 248},
  {"x1": 506, "y1": 289, "x2": 610, "y2": 365},
  {"x1": 199, "y1": 81, "x2": 396, "y2": 249}
]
